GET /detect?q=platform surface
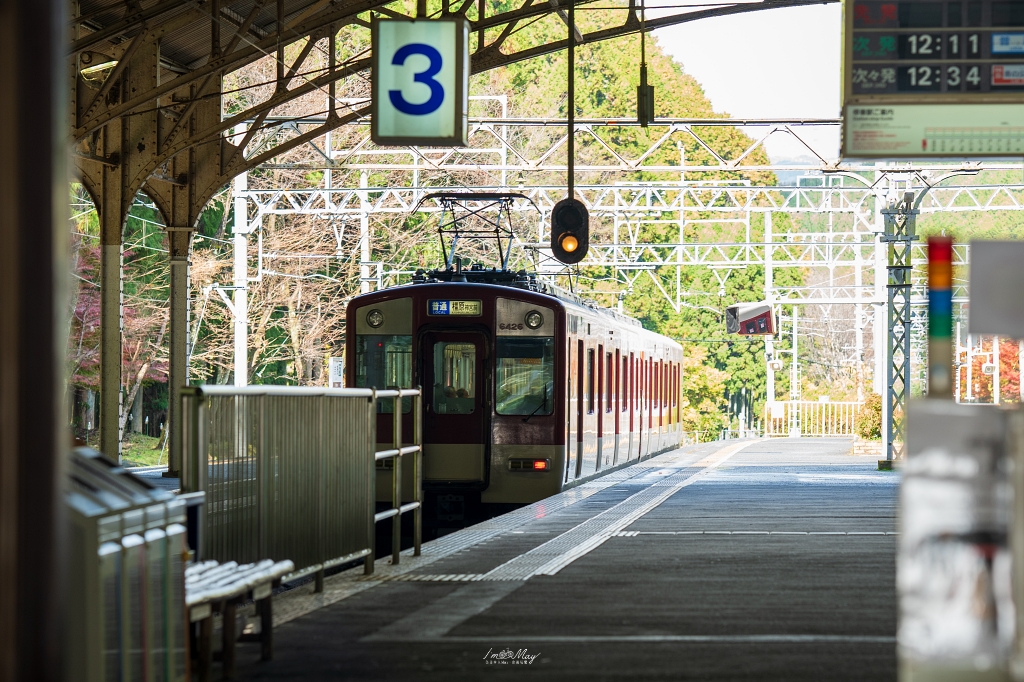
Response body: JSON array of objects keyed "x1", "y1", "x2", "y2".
[{"x1": 236, "y1": 438, "x2": 899, "y2": 681}]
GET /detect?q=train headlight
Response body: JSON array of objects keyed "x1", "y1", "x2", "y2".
[
  {"x1": 524, "y1": 310, "x2": 544, "y2": 329},
  {"x1": 366, "y1": 309, "x2": 385, "y2": 328}
]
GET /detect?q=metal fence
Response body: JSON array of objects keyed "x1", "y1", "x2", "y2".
[
  {"x1": 181, "y1": 386, "x2": 421, "y2": 587},
  {"x1": 763, "y1": 400, "x2": 861, "y2": 438}
]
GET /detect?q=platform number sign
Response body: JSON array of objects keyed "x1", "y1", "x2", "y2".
[
  {"x1": 842, "y1": 0, "x2": 1024, "y2": 158},
  {"x1": 372, "y1": 18, "x2": 469, "y2": 146}
]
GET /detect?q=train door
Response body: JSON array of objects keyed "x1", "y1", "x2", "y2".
[{"x1": 421, "y1": 331, "x2": 489, "y2": 483}]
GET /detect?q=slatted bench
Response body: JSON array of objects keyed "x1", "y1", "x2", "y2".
[{"x1": 185, "y1": 559, "x2": 295, "y2": 681}]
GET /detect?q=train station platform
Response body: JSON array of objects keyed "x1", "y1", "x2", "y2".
[{"x1": 235, "y1": 438, "x2": 899, "y2": 681}]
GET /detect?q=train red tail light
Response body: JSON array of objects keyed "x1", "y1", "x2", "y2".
[{"x1": 509, "y1": 458, "x2": 551, "y2": 472}]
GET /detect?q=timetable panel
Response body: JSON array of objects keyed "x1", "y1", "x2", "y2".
[{"x1": 843, "y1": 0, "x2": 1024, "y2": 157}]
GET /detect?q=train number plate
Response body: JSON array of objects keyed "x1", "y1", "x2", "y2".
[{"x1": 428, "y1": 299, "x2": 482, "y2": 316}]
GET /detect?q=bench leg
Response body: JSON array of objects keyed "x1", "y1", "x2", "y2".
[
  {"x1": 222, "y1": 600, "x2": 237, "y2": 680},
  {"x1": 259, "y1": 597, "x2": 273, "y2": 661},
  {"x1": 198, "y1": 616, "x2": 213, "y2": 682}
]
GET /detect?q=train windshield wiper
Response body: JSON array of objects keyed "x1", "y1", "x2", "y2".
[{"x1": 522, "y1": 385, "x2": 548, "y2": 423}]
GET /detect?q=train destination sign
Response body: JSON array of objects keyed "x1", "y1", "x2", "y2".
[
  {"x1": 842, "y1": 0, "x2": 1024, "y2": 157},
  {"x1": 428, "y1": 299, "x2": 482, "y2": 316}
]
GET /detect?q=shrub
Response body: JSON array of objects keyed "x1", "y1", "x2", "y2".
[{"x1": 856, "y1": 393, "x2": 882, "y2": 440}]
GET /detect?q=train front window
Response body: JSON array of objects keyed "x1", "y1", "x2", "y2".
[
  {"x1": 496, "y1": 338, "x2": 554, "y2": 417},
  {"x1": 432, "y1": 342, "x2": 477, "y2": 415},
  {"x1": 354, "y1": 335, "x2": 412, "y2": 413}
]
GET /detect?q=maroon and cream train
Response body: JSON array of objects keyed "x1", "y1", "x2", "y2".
[{"x1": 345, "y1": 266, "x2": 684, "y2": 506}]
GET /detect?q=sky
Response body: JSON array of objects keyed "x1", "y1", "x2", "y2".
[{"x1": 652, "y1": 3, "x2": 843, "y2": 161}]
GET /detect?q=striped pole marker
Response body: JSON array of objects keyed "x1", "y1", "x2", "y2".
[{"x1": 927, "y1": 236, "x2": 953, "y2": 398}]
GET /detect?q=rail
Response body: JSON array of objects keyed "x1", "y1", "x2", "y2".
[
  {"x1": 180, "y1": 385, "x2": 422, "y2": 588},
  {"x1": 763, "y1": 400, "x2": 860, "y2": 438},
  {"x1": 369, "y1": 388, "x2": 423, "y2": 574}
]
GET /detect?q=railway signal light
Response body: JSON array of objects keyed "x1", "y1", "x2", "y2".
[{"x1": 550, "y1": 198, "x2": 589, "y2": 265}]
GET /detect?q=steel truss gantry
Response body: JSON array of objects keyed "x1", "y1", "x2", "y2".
[
  {"x1": 236, "y1": 139, "x2": 1018, "y2": 459},
  {"x1": 238, "y1": 179, "x2": 988, "y2": 311},
  {"x1": 259, "y1": 107, "x2": 1024, "y2": 177},
  {"x1": 76, "y1": 0, "x2": 843, "y2": 466}
]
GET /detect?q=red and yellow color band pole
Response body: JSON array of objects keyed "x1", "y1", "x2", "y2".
[{"x1": 927, "y1": 236, "x2": 954, "y2": 399}]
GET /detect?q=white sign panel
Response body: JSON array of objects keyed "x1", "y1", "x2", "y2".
[
  {"x1": 845, "y1": 103, "x2": 1024, "y2": 156},
  {"x1": 328, "y1": 357, "x2": 345, "y2": 388},
  {"x1": 968, "y1": 240, "x2": 1024, "y2": 339},
  {"x1": 372, "y1": 18, "x2": 468, "y2": 146}
]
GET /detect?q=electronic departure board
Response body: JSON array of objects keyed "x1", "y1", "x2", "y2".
[{"x1": 842, "y1": 0, "x2": 1024, "y2": 157}]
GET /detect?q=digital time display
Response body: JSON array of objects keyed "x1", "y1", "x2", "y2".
[
  {"x1": 843, "y1": 0, "x2": 1024, "y2": 158},
  {"x1": 849, "y1": 0, "x2": 1024, "y2": 94}
]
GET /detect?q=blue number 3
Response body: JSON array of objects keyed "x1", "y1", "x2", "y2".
[{"x1": 389, "y1": 44, "x2": 445, "y2": 116}]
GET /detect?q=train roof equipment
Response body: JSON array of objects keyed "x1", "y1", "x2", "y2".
[{"x1": 414, "y1": 191, "x2": 538, "y2": 272}]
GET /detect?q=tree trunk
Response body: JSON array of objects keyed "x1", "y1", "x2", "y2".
[
  {"x1": 83, "y1": 388, "x2": 95, "y2": 433},
  {"x1": 119, "y1": 317, "x2": 167, "y2": 441},
  {"x1": 215, "y1": 186, "x2": 233, "y2": 241},
  {"x1": 129, "y1": 388, "x2": 142, "y2": 433},
  {"x1": 287, "y1": 283, "x2": 304, "y2": 383}
]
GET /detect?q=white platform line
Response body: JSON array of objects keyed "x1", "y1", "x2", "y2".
[
  {"x1": 611, "y1": 530, "x2": 898, "y2": 537},
  {"x1": 362, "y1": 581, "x2": 525, "y2": 642},
  {"x1": 482, "y1": 440, "x2": 758, "y2": 581},
  {"x1": 272, "y1": 442, "x2": 724, "y2": 627}
]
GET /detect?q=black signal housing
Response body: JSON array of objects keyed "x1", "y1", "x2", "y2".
[{"x1": 550, "y1": 198, "x2": 589, "y2": 265}]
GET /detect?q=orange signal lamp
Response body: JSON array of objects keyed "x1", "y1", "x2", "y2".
[{"x1": 560, "y1": 235, "x2": 579, "y2": 253}]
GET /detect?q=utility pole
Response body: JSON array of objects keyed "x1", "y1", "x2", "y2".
[
  {"x1": 966, "y1": 333, "x2": 974, "y2": 402},
  {"x1": 567, "y1": 0, "x2": 575, "y2": 200},
  {"x1": 855, "y1": 224, "x2": 865, "y2": 402},
  {"x1": 882, "y1": 190, "x2": 916, "y2": 462},
  {"x1": 789, "y1": 307, "x2": 800, "y2": 437},
  {"x1": 955, "y1": 320, "x2": 963, "y2": 402},
  {"x1": 232, "y1": 155, "x2": 249, "y2": 388},
  {"x1": 873, "y1": 190, "x2": 887, "y2": 405},
  {"x1": 764, "y1": 212, "x2": 775, "y2": 407},
  {"x1": 994, "y1": 336, "x2": 1000, "y2": 405},
  {"x1": 360, "y1": 171, "x2": 371, "y2": 293}
]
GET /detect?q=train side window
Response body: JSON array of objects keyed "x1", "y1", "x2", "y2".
[
  {"x1": 495, "y1": 337, "x2": 554, "y2": 416},
  {"x1": 431, "y1": 342, "x2": 476, "y2": 415},
  {"x1": 605, "y1": 353, "x2": 613, "y2": 413},
  {"x1": 587, "y1": 348, "x2": 595, "y2": 414},
  {"x1": 355, "y1": 334, "x2": 413, "y2": 413},
  {"x1": 662, "y1": 362, "x2": 668, "y2": 408},
  {"x1": 664, "y1": 363, "x2": 669, "y2": 408},
  {"x1": 671, "y1": 364, "x2": 679, "y2": 417}
]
